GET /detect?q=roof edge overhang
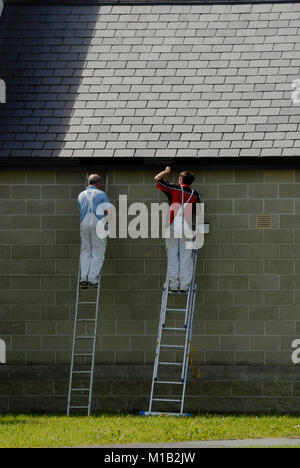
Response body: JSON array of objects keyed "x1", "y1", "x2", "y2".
[
  {"x1": 2, "y1": 157, "x2": 300, "y2": 171},
  {"x1": 5, "y1": 0, "x2": 300, "y2": 6}
]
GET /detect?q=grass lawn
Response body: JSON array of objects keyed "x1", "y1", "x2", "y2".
[{"x1": 1, "y1": 413, "x2": 300, "y2": 447}]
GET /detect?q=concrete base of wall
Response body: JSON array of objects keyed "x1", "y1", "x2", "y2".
[{"x1": 1, "y1": 365, "x2": 300, "y2": 414}]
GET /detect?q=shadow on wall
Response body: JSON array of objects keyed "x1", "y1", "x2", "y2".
[
  {"x1": 0, "y1": 4, "x2": 99, "y2": 157},
  {"x1": 0, "y1": 0, "x2": 4, "y2": 22}
]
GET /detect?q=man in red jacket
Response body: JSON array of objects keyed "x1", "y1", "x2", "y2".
[{"x1": 154, "y1": 166, "x2": 201, "y2": 292}]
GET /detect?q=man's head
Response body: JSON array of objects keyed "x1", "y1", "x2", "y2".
[
  {"x1": 88, "y1": 173, "x2": 102, "y2": 189},
  {"x1": 178, "y1": 170, "x2": 195, "y2": 186}
]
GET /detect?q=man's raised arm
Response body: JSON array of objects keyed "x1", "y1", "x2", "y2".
[{"x1": 154, "y1": 166, "x2": 172, "y2": 182}]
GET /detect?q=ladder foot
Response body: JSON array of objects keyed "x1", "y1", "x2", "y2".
[{"x1": 141, "y1": 411, "x2": 192, "y2": 417}]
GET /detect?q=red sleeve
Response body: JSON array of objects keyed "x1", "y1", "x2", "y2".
[{"x1": 156, "y1": 178, "x2": 174, "y2": 194}]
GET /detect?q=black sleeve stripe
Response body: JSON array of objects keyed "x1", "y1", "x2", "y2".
[{"x1": 157, "y1": 180, "x2": 182, "y2": 193}]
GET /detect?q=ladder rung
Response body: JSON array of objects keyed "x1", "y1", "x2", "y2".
[
  {"x1": 155, "y1": 381, "x2": 183, "y2": 385},
  {"x1": 152, "y1": 398, "x2": 182, "y2": 403},
  {"x1": 72, "y1": 371, "x2": 91, "y2": 374},
  {"x1": 166, "y1": 308, "x2": 187, "y2": 313},
  {"x1": 168, "y1": 291, "x2": 188, "y2": 295},
  {"x1": 76, "y1": 336, "x2": 94, "y2": 339},
  {"x1": 160, "y1": 345, "x2": 184, "y2": 349},
  {"x1": 141, "y1": 411, "x2": 191, "y2": 417},
  {"x1": 69, "y1": 406, "x2": 89, "y2": 409},
  {"x1": 158, "y1": 362, "x2": 182, "y2": 367},
  {"x1": 74, "y1": 353, "x2": 93, "y2": 356},
  {"x1": 163, "y1": 327, "x2": 187, "y2": 332},
  {"x1": 77, "y1": 319, "x2": 96, "y2": 322},
  {"x1": 71, "y1": 388, "x2": 90, "y2": 392}
]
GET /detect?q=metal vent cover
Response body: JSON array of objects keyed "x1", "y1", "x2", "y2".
[{"x1": 256, "y1": 214, "x2": 272, "y2": 229}]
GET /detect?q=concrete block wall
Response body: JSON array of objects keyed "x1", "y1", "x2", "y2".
[
  {"x1": 0, "y1": 166, "x2": 300, "y2": 412},
  {"x1": 0, "y1": 167, "x2": 300, "y2": 370},
  {"x1": 2, "y1": 365, "x2": 300, "y2": 414}
]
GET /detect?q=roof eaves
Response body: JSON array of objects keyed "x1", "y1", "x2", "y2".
[
  {"x1": 5, "y1": 0, "x2": 300, "y2": 6},
  {"x1": 1, "y1": 156, "x2": 300, "y2": 170}
]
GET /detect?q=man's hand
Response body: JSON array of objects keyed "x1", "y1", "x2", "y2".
[{"x1": 154, "y1": 166, "x2": 172, "y2": 182}]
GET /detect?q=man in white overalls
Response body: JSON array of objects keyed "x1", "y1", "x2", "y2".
[
  {"x1": 155, "y1": 167, "x2": 201, "y2": 292},
  {"x1": 78, "y1": 174, "x2": 111, "y2": 288}
]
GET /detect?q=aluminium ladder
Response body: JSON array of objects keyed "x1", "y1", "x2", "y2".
[
  {"x1": 141, "y1": 249, "x2": 198, "y2": 417},
  {"x1": 67, "y1": 265, "x2": 101, "y2": 416},
  {"x1": 67, "y1": 171, "x2": 109, "y2": 416}
]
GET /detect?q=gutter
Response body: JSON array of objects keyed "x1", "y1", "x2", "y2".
[
  {"x1": 1, "y1": 156, "x2": 300, "y2": 171},
  {"x1": 5, "y1": 0, "x2": 300, "y2": 6}
]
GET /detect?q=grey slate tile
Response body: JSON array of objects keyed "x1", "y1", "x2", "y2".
[{"x1": 0, "y1": 3, "x2": 299, "y2": 159}]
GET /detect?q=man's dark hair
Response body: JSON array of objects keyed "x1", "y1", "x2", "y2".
[
  {"x1": 180, "y1": 170, "x2": 194, "y2": 186},
  {"x1": 88, "y1": 174, "x2": 102, "y2": 185}
]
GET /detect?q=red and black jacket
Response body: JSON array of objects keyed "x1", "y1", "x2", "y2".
[{"x1": 156, "y1": 178, "x2": 201, "y2": 224}]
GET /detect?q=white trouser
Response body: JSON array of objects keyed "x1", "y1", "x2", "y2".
[
  {"x1": 80, "y1": 213, "x2": 107, "y2": 283},
  {"x1": 165, "y1": 228, "x2": 193, "y2": 290}
]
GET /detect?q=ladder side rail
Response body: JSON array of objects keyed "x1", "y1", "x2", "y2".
[
  {"x1": 181, "y1": 285, "x2": 195, "y2": 382},
  {"x1": 182, "y1": 247, "x2": 197, "y2": 327},
  {"x1": 180, "y1": 284, "x2": 197, "y2": 414},
  {"x1": 67, "y1": 261, "x2": 81, "y2": 416},
  {"x1": 180, "y1": 250, "x2": 197, "y2": 383},
  {"x1": 183, "y1": 281, "x2": 193, "y2": 328},
  {"x1": 180, "y1": 250, "x2": 197, "y2": 414},
  {"x1": 188, "y1": 251, "x2": 198, "y2": 342},
  {"x1": 189, "y1": 250, "x2": 198, "y2": 344},
  {"x1": 188, "y1": 285, "x2": 197, "y2": 345},
  {"x1": 186, "y1": 250, "x2": 198, "y2": 347},
  {"x1": 87, "y1": 274, "x2": 102, "y2": 416},
  {"x1": 148, "y1": 280, "x2": 169, "y2": 413},
  {"x1": 179, "y1": 288, "x2": 194, "y2": 388},
  {"x1": 148, "y1": 280, "x2": 169, "y2": 412}
]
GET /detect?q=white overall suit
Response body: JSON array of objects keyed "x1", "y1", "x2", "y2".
[
  {"x1": 165, "y1": 188, "x2": 195, "y2": 291},
  {"x1": 78, "y1": 187, "x2": 109, "y2": 284}
]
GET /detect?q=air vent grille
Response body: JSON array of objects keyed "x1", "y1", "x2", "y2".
[{"x1": 256, "y1": 214, "x2": 272, "y2": 229}]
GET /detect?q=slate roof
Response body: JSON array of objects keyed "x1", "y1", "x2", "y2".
[{"x1": 0, "y1": 2, "x2": 300, "y2": 158}]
